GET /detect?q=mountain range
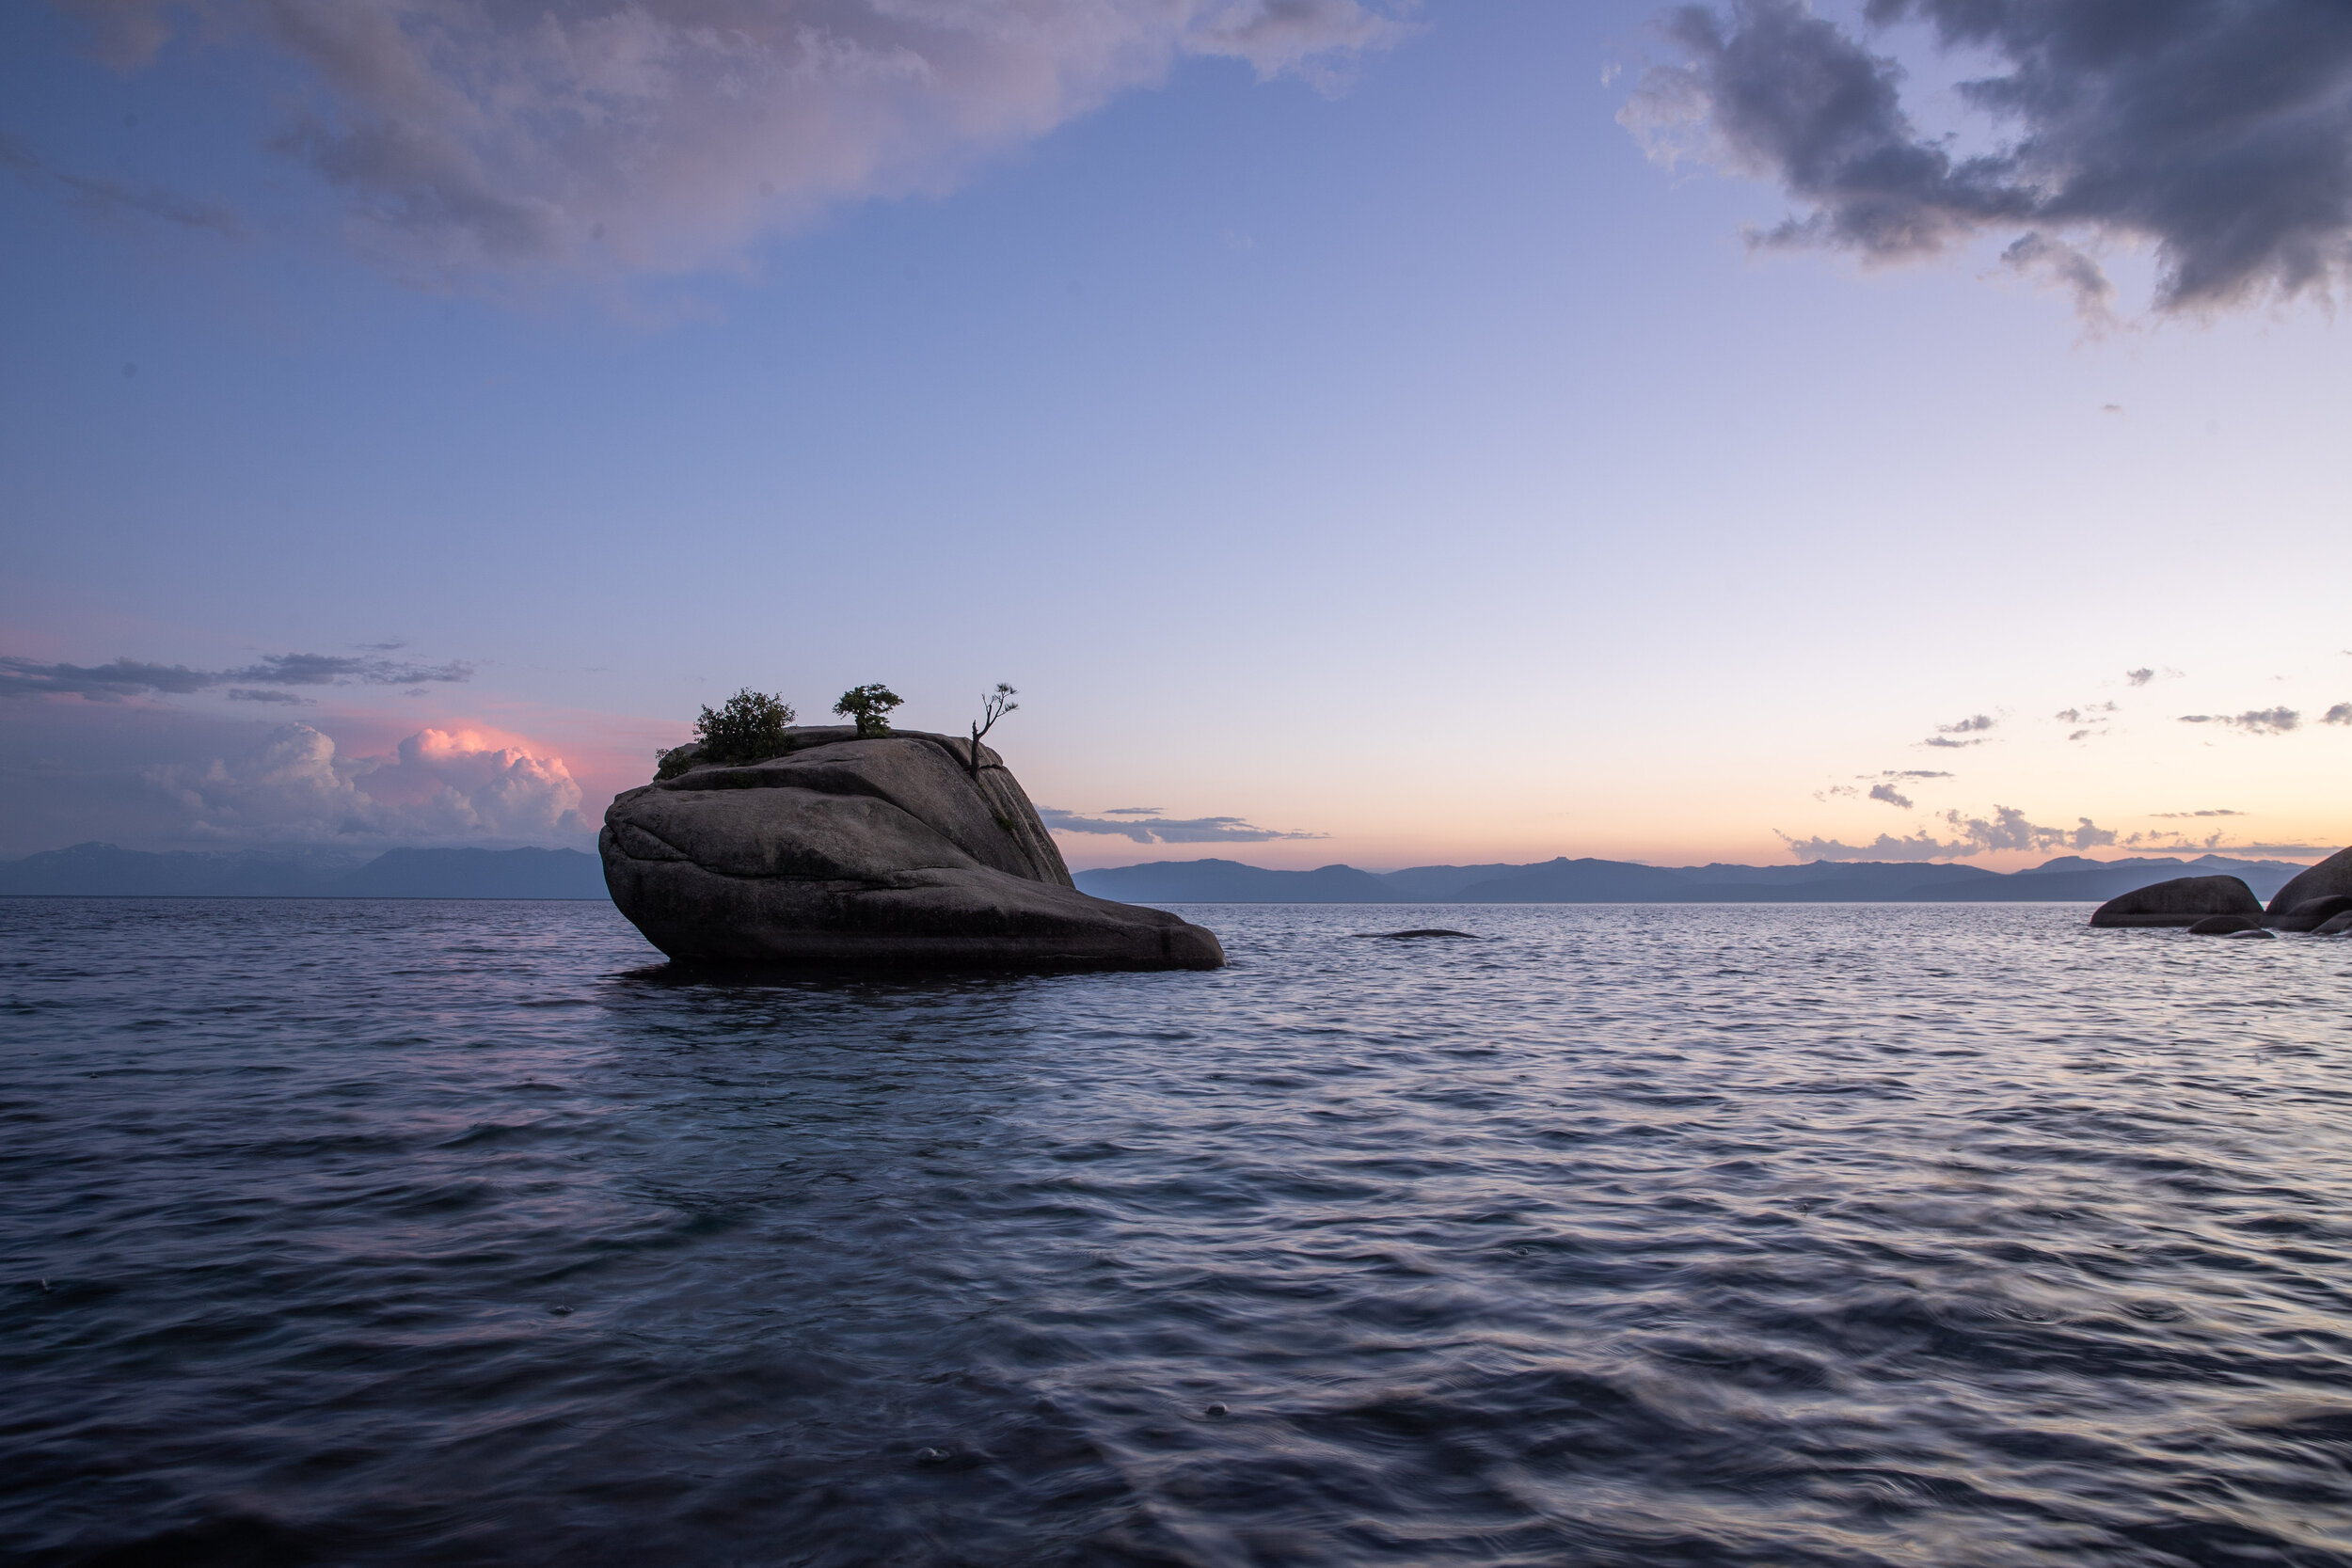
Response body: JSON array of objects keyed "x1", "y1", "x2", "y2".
[
  {"x1": 4, "y1": 844, "x2": 2320, "y2": 906},
  {"x1": 0, "y1": 843, "x2": 609, "y2": 899},
  {"x1": 1073, "y1": 854, "x2": 2314, "y2": 905}
]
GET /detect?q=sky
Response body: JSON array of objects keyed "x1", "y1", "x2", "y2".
[{"x1": 4, "y1": 0, "x2": 2350, "y2": 872}]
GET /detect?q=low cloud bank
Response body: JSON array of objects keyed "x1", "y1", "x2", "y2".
[
  {"x1": 55, "y1": 0, "x2": 1403, "y2": 279},
  {"x1": 1622, "y1": 0, "x2": 2352, "y2": 315},
  {"x1": 1783, "y1": 805, "x2": 2118, "y2": 863},
  {"x1": 1041, "y1": 807, "x2": 1324, "y2": 844},
  {"x1": 148, "y1": 723, "x2": 587, "y2": 843}
]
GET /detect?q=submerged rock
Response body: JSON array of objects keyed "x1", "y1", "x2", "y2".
[
  {"x1": 2186, "y1": 913, "x2": 2263, "y2": 935},
  {"x1": 2089, "y1": 875, "x2": 2263, "y2": 928},
  {"x1": 2265, "y1": 847, "x2": 2352, "y2": 921},
  {"x1": 601, "y1": 727, "x2": 1224, "y2": 971}
]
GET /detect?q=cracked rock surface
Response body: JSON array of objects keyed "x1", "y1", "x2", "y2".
[{"x1": 601, "y1": 726, "x2": 1225, "y2": 971}]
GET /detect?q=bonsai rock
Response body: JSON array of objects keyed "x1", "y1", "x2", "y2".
[
  {"x1": 602, "y1": 726, "x2": 1224, "y2": 971},
  {"x1": 2090, "y1": 875, "x2": 2262, "y2": 928}
]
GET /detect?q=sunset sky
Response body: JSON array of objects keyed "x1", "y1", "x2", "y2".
[{"x1": 5, "y1": 0, "x2": 2349, "y2": 870}]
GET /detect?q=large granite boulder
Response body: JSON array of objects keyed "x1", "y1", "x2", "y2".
[
  {"x1": 2090, "y1": 875, "x2": 2262, "y2": 927},
  {"x1": 602, "y1": 726, "x2": 1224, "y2": 971},
  {"x1": 2265, "y1": 847, "x2": 2352, "y2": 922}
]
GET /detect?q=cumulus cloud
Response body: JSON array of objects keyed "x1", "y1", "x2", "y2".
[
  {"x1": 1867, "y1": 782, "x2": 1911, "y2": 809},
  {"x1": 56, "y1": 0, "x2": 1405, "y2": 280},
  {"x1": 1781, "y1": 803, "x2": 2117, "y2": 863},
  {"x1": 1621, "y1": 0, "x2": 2352, "y2": 315},
  {"x1": 0, "y1": 649, "x2": 472, "y2": 700},
  {"x1": 2177, "y1": 707, "x2": 2300, "y2": 734},
  {"x1": 2326, "y1": 703, "x2": 2352, "y2": 725},
  {"x1": 146, "y1": 722, "x2": 588, "y2": 843},
  {"x1": 2126, "y1": 668, "x2": 2155, "y2": 686},
  {"x1": 1040, "y1": 806, "x2": 1324, "y2": 843}
]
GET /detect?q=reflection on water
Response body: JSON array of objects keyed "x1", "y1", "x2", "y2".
[{"x1": 5, "y1": 898, "x2": 2351, "y2": 1565}]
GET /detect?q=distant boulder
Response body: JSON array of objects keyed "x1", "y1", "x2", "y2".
[
  {"x1": 2265, "y1": 891, "x2": 2352, "y2": 932},
  {"x1": 2090, "y1": 875, "x2": 2262, "y2": 927},
  {"x1": 2265, "y1": 847, "x2": 2352, "y2": 919},
  {"x1": 2186, "y1": 913, "x2": 2263, "y2": 935},
  {"x1": 601, "y1": 727, "x2": 1224, "y2": 971}
]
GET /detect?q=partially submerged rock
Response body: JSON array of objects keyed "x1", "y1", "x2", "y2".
[
  {"x1": 2266, "y1": 893, "x2": 2352, "y2": 933},
  {"x1": 2266, "y1": 847, "x2": 2352, "y2": 922},
  {"x1": 2185, "y1": 914, "x2": 2262, "y2": 936},
  {"x1": 602, "y1": 727, "x2": 1224, "y2": 971},
  {"x1": 1358, "y1": 928, "x2": 1480, "y2": 940},
  {"x1": 2090, "y1": 875, "x2": 2263, "y2": 928}
]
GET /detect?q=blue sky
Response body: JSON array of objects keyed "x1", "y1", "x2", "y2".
[{"x1": 6, "y1": 0, "x2": 2350, "y2": 868}]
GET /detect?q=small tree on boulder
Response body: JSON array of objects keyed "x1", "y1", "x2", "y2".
[
  {"x1": 834, "y1": 683, "x2": 903, "y2": 738},
  {"x1": 965, "y1": 683, "x2": 1018, "y2": 779}
]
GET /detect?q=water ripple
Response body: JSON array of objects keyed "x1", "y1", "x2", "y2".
[{"x1": 4, "y1": 898, "x2": 2352, "y2": 1564}]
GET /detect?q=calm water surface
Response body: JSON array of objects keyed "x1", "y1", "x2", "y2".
[{"x1": 5, "y1": 899, "x2": 2351, "y2": 1566}]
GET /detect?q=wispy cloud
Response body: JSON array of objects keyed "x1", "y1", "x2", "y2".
[
  {"x1": 0, "y1": 651, "x2": 474, "y2": 701},
  {"x1": 0, "y1": 127, "x2": 239, "y2": 236},
  {"x1": 2151, "y1": 810, "x2": 2246, "y2": 819},
  {"x1": 55, "y1": 0, "x2": 1405, "y2": 282},
  {"x1": 2177, "y1": 707, "x2": 2300, "y2": 735},
  {"x1": 1040, "y1": 807, "x2": 1325, "y2": 844},
  {"x1": 2055, "y1": 700, "x2": 2118, "y2": 741},
  {"x1": 1621, "y1": 0, "x2": 2352, "y2": 315},
  {"x1": 1867, "y1": 782, "x2": 1912, "y2": 809}
]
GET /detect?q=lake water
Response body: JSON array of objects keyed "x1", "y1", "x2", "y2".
[{"x1": 5, "y1": 898, "x2": 2351, "y2": 1566}]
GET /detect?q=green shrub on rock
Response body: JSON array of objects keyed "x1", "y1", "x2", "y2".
[{"x1": 692, "y1": 689, "x2": 798, "y2": 767}]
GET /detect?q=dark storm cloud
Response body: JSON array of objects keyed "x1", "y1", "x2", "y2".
[
  {"x1": 2177, "y1": 707, "x2": 2299, "y2": 734},
  {"x1": 1038, "y1": 808, "x2": 1325, "y2": 844},
  {"x1": 0, "y1": 651, "x2": 473, "y2": 700},
  {"x1": 1623, "y1": 0, "x2": 2352, "y2": 312}
]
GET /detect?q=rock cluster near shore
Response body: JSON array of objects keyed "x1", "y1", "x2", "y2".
[
  {"x1": 601, "y1": 725, "x2": 1224, "y2": 971},
  {"x1": 2091, "y1": 845, "x2": 2352, "y2": 933}
]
